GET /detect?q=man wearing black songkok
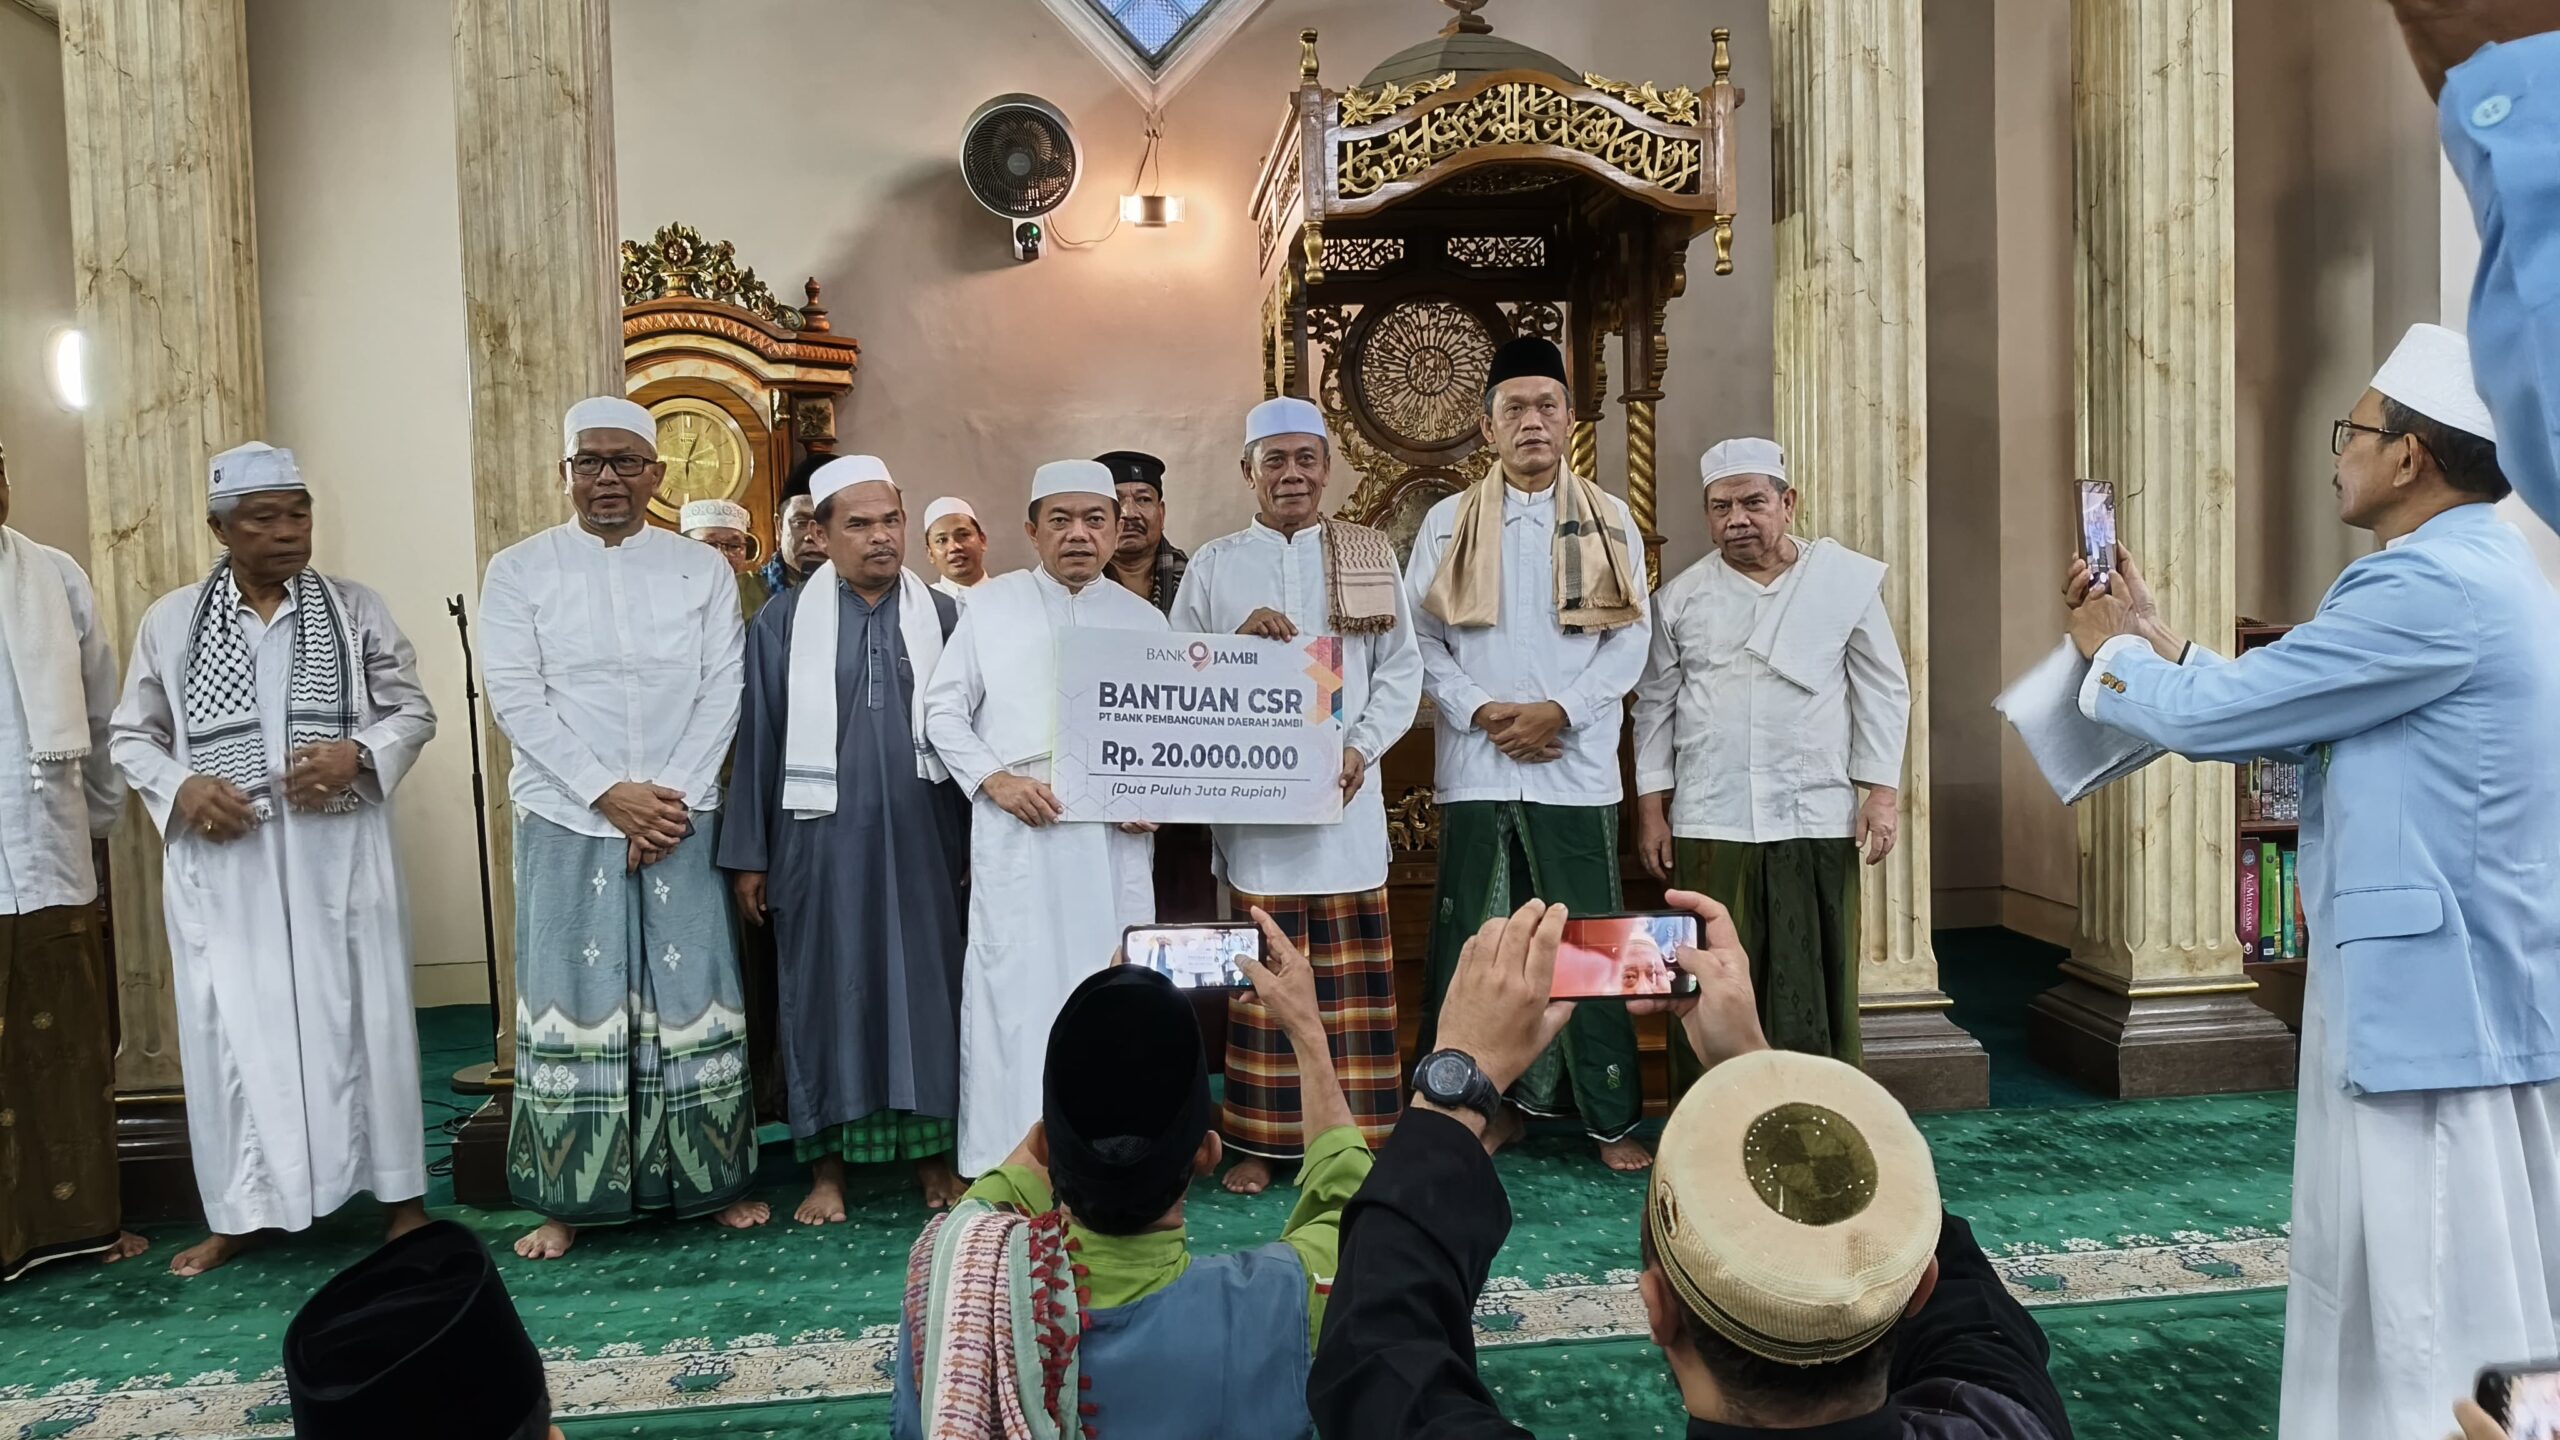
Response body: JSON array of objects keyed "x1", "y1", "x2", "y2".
[
  {"x1": 284, "y1": 1219, "x2": 558, "y2": 1440},
  {"x1": 892, "y1": 913, "x2": 1372, "y2": 1439}
]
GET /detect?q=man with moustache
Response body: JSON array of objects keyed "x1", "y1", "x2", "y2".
[
  {"x1": 112, "y1": 442, "x2": 439, "y2": 1276},
  {"x1": 1632, "y1": 438, "x2": 1909, "y2": 1074},
  {"x1": 1404, "y1": 336, "x2": 1653, "y2": 1173},
  {"x1": 755, "y1": 481, "x2": 828, "y2": 614},
  {"x1": 480, "y1": 396, "x2": 765, "y2": 1260},
  {"x1": 1170, "y1": 397, "x2": 1422, "y2": 1194},
  {"x1": 919, "y1": 497, "x2": 990, "y2": 606},
  {"x1": 720, "y1": 455, "x2": 969, "y2": 1215},
  {"x1": 1098, "y1": 449, "x2": 1215, "y2": 920},
  {"x1": 922, "y1": 459, "x2": 1167, "y2": 1178}
]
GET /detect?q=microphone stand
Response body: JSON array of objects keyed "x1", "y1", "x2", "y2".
[{"x1": 447, "y1": 594, "x2": 510, "y2": 1094}]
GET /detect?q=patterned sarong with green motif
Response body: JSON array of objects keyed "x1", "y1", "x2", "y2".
[
  {"x1": 506, "y1": 810, "x2": 759, "y2": 1224},
  {"x1": 1420, "y1": 800, "x2": 1642, "y2": 1140},
  {"x1": 794, "y1": 1112, "x2": 955, "y2": 1165},
  {"x1": 1665, "y1": 835, "x2": 1861, "y2": 1101}
]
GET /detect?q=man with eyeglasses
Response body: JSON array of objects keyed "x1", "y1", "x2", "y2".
[
  {"x1": 479, "y1": 396, "x2": 767, "y2": 1262},
  {"x1": 2063, "y1": 323, "x2": 2560, "y2": 1440},
  {"x1": 679, "y1": 499, "x2": 768, "y2": 622}
]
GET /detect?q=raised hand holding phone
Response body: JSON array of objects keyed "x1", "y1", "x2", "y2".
[{"x1": 1626, "y1": 889, "x2": 1769, "y2": 1073}]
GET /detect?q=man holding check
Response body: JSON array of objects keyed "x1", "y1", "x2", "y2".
[{"x1": 1171, "y1": 396, "x2": 1423, "y2": 1194}]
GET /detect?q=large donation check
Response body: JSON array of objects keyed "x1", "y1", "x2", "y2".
[{"x1": 1051, "y1": 630, "x2": 1348, "y2": 825}]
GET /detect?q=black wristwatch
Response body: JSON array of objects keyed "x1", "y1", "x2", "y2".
[{"x1": 1414, "y1": 1049, "x2": 1502, "y2": 1121}]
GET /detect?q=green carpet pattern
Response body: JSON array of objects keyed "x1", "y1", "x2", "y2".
[{"x1": 1, "y1": 933, "x2": 2300, "y2": 1438}]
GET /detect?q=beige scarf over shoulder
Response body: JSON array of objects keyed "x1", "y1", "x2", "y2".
[{"x1": 1422, "y1": 467, "x2": 1643, "y2": 634}]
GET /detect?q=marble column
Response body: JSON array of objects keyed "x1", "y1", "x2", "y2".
[
  {"x1": 2026, "y1": 0, "x2": 2294, "y2": 1097},
  {"x1": 59, "y1": 0, "x2": 262, "y2": 1179},
  {"x1": 450, "y1": 0, "x2": 624, "y2": 1082},
  {"x1": 1769, "y1": 0, "x2": 1984, "y2": 1110}
]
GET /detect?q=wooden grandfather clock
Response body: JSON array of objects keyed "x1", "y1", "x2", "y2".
[{"x1": 618, "y1": 223, "x2": 861, "y2": 557}]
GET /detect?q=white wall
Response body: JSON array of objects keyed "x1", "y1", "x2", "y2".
[{"x1": 0, "y1": 6, "x2": 84, "y2": 558}]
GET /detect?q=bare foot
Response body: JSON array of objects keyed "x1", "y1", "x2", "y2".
[
  {"x1": 915, "y1": 1154, "x2": 967, "y2": 1210},
  {"x1": 100, "y1": 1231, "x2": 150, "y2": 1265},
  {"x1": 169, "y1": 1231, "x2": 255, "y2": 1278},
  {"x1": 513, "y1": 1218, "x2": 577, "y2": 1261},
  {"x1": 796, "y1": 1159, "x2": 849, "y2": 1226},
  {"x1": 1221, "y1": 1156, "x2": 1275, "y2": 1195},
  {"x1": 383, "y1": 1198, "x2": 431, "y2": 1243},
  {"x1": 1481, "y1": 1106, "x2": 1528, "y2": 1157},
  {"x1": 712, "y1": 1198, "x2": 772, "y2": 1230},
  {"x1": 1597, "y1": 1136, "x2": 1654, "y2": 1173}
]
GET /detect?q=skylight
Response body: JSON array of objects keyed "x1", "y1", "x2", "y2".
[{"x1": 1081, "y1": 0, "x2": 1226, "y2": 70}]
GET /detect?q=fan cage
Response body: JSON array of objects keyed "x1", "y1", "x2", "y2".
[{"x1": 964, "y1": 104, "x2": 1079, "y2": 219}]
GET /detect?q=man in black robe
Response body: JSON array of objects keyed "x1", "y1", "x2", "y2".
[{"x1": 719, "y1": 454, "x2": 969, "y2": 1215}]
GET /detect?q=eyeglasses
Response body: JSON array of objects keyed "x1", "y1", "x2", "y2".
[
  {"x1": 2330, "y1": 419, "x2": 2406, "y2": 456},
  {"x1": 705, "y1": 535, "x2": 753, "y2": 559},
  {"x1": 568, "y1": 452, "x2": 652, "y2": 478}
]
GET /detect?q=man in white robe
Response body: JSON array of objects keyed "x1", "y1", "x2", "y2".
[
  {"x1": 2066, "y1": 325, "x2": 2560, "y2": 1440},
  {"x1": 920, "y1": 496, "x2": 990, "y2": 606},
  {"x1": 110, "y1": 442, "x2": 437, "y2": 1277},
  {"x1": 921, "y1": 459, "x2": 1166, "y2": 1177}
]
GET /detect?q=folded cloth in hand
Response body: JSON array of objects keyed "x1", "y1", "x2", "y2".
[{"x1": 1993, "y1": 638, "x2": 2162, "y2": 805}]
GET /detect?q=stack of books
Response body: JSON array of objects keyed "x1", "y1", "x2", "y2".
[
  {"x1": 2242, "y1": 759, "x2": 2301, "y2": 822},
  {"x1": 2239, "y1": 840, "x2": 2308, "y2": 961}
]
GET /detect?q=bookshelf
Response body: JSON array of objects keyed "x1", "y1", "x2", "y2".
[{"x1": 2236, "y1": 621, "x2": 2307, "y2": 1027}]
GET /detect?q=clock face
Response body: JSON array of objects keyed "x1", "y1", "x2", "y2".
[{"x1": 646, "y1": 397, "x2": 755, "y2": 521}]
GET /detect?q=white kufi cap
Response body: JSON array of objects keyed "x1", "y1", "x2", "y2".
[
  {"x1": 1702, "y1": 437, "x2": 1786, "y2": 488},
  {"x1": 1245, "y1": 397, "x2": 1328, "y2": 448},
  {"x1": 811, "y1": 454, "x2": 896, "y2": 508},
  {"x1": 2370, "y1": 322, "x2": 2497, "y2": 443},
  {"x1": 921, "y1": 496, "x2": 980, "y2": 530},
  {"x1": 208, "y1": 441, "x2": 306, "y2": 501},
  {"x1": 678, "y1": 499, "x2": 751, "y2": 535},
  {"x1": 561, "y1": 396, "x2": 656, "y2": 458},
  {"x1": 1030, "y1": 459, "x2": 1116, "y2": 505}
]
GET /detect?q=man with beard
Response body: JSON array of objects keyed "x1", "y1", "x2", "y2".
[
  {"x1": 112, "y1": 442, "x2": 439, "y2": 1275},
  {"x1": 1405, "y1": 336, "x2": 1654, "y2": 1173},
  {"x1": 480, "y1": 396, "x2": 765, "y2": 1260},
  {"x1": 921, "y1": 460, "x2": 1167, "y2": 1178},
  {"x1": 720, "y1": 455, "x2": 969, "y2": 1214},
  {"x1": 1632, "y1": 438, "x2": 1909, "y2": 1074}
]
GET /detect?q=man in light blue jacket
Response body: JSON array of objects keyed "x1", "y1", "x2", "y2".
[{"x1": 2065, "y1": 323, "x2": 2560, "y2": 1440}]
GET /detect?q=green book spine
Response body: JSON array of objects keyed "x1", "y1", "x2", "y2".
[
  {"x1": 2281, "y1": 849, "x2": 2300, "y2": 958},
  {"x1": 2260, "y1": 843, "x2": 2281, "y2": 949}
]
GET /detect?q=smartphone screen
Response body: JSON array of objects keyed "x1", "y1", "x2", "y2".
[
  {"x1": 1550, "y1": 913, "x2": 1703, "y2": 1001},
  {"x1": 2077, "y1": 479, "x2": 2117, "y2": 580},
  {"x1": 2481, "y1": 1362, "x2": 2560, "y2": 1439},
  {"x1": 1124, "y1": 923, "x2": 1263, "y2": 990}
]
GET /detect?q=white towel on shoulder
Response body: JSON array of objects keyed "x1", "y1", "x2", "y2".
[
  {"x1": 0, "y1": 526, "x2": 88, "y2": 766},
  {"x1": 1744, "y1": 537, "x2": 1888, "y2": 691},
  {"x1": 781, "y1": 564, "x2": 949, "y2": 819}
]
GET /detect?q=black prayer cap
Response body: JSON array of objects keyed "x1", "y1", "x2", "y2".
[
  {"x1": 1043, "y1": 965, "x2": 1213, "y2": 1233},
  {"x1": 1484, "y1": 335, "x2": 1571, "y2": 403},
  {"x1": 1093, "y1": 450, "x2": 1168, "y2": 496},
  {"x1": 284, "y1": 1220, "x2": 548, "y2": 1440}
]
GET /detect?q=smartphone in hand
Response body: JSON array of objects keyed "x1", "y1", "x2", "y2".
[
  {"x1": 2480, "y1": 1359, "x2": 2560, "y2": 1439},
  {"x1": 2077, "y1": 478, "x2": 2117, "y2": 585},
  {"x1": 1549, "y1": 912, "x2": 1704, "y2": 1001},
  {"x1": 1123, "y1": 922, "x2": 1263, "y2": 990}
]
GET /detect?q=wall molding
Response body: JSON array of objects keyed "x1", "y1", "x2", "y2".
[{"x1": 10, "y1": 0, "x2": 58, "y2": 26}]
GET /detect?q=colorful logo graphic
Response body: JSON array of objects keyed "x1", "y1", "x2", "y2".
[
  {"x1": 1187, "y1": 640, "x2": 1213, "y2": 671},
  {"x1": 1301, "y1": 636, "x2": 1345, "y2": 724}
]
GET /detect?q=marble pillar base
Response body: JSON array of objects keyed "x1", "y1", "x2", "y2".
[
  {"x1": 1859, "y1": 998, "x2": 1989, "y2": 1113},
  {"x1": 2027, "y1": 970, "x2": 2297, "y2": 1098},
  {"x1": 450, "y1": 1093, "x2": 514, "y2": 1210},
  {"x1": 114, "y1": 1096, "x2": 198, "y2": 1225}
]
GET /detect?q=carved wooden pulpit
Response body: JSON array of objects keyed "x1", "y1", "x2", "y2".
[{"x1": 1248, "y1": 1, "x2": 1741, "y2": 1111}]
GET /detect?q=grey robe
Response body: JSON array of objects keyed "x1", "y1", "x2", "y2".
[{"x1": 717, "y1": 580, "x2": 967, "y2": 1137}]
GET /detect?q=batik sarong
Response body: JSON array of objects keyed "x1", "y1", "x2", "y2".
[
  {"x1": 506, "y1": 810, "x2": 758, "y2": 1223},
  {"x1": 1420, "y1": 801, "x2": 1641, "y2": 1140},
  {"x1": 1221, "y1": 886, "x2": 1400, "y2": 1158}
]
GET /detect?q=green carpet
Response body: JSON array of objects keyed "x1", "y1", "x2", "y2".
[{"x1": 1, "y1": 927, "x2": 2300, "y2": 1438}]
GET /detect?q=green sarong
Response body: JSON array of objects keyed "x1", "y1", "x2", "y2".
[
  {"x1": 506, "y1": 810, "x2": 760, "y2": 1224},
  {"x1": 794, "y1": 1111, "x2": 956, "y2": 1165},
  {"x1": 1665, "y1": 836, "x2": 1861, "y2": 1100},
  {"x1": 1421, "y1": 800, "x2": 1642, "y2": 1140}
]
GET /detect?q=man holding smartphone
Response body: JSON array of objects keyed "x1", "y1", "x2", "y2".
[{"x1": 2066, "y1": 325, "x2": 2560, "y2": 1440}]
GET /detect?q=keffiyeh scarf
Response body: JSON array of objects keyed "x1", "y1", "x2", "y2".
[
  {"x1": 1319, "y1": 519, "x2": 1400, "y2": 635},
  {"x1": 1422, "y1": 466, "x2": 1643, "y2": 635},
  {"x1": 181, "y1": 557, "x2": 360, "y2": 818}
]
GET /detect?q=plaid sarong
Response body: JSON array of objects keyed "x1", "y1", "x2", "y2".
[
  {"x1": 795, "y1": 1111, "x2": 957, "y2": 1165},
  {"x1": 1220, "y1": 887, "x2": 1401, "y2": 1159}
]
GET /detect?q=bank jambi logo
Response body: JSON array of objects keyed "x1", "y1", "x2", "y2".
[
  {"x1": 1187, "y1": 641, "x2": 1213, "y2": 671},
  {"x1": 1301, "y1": 636, "x2": 1345, "y2": 724}
]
